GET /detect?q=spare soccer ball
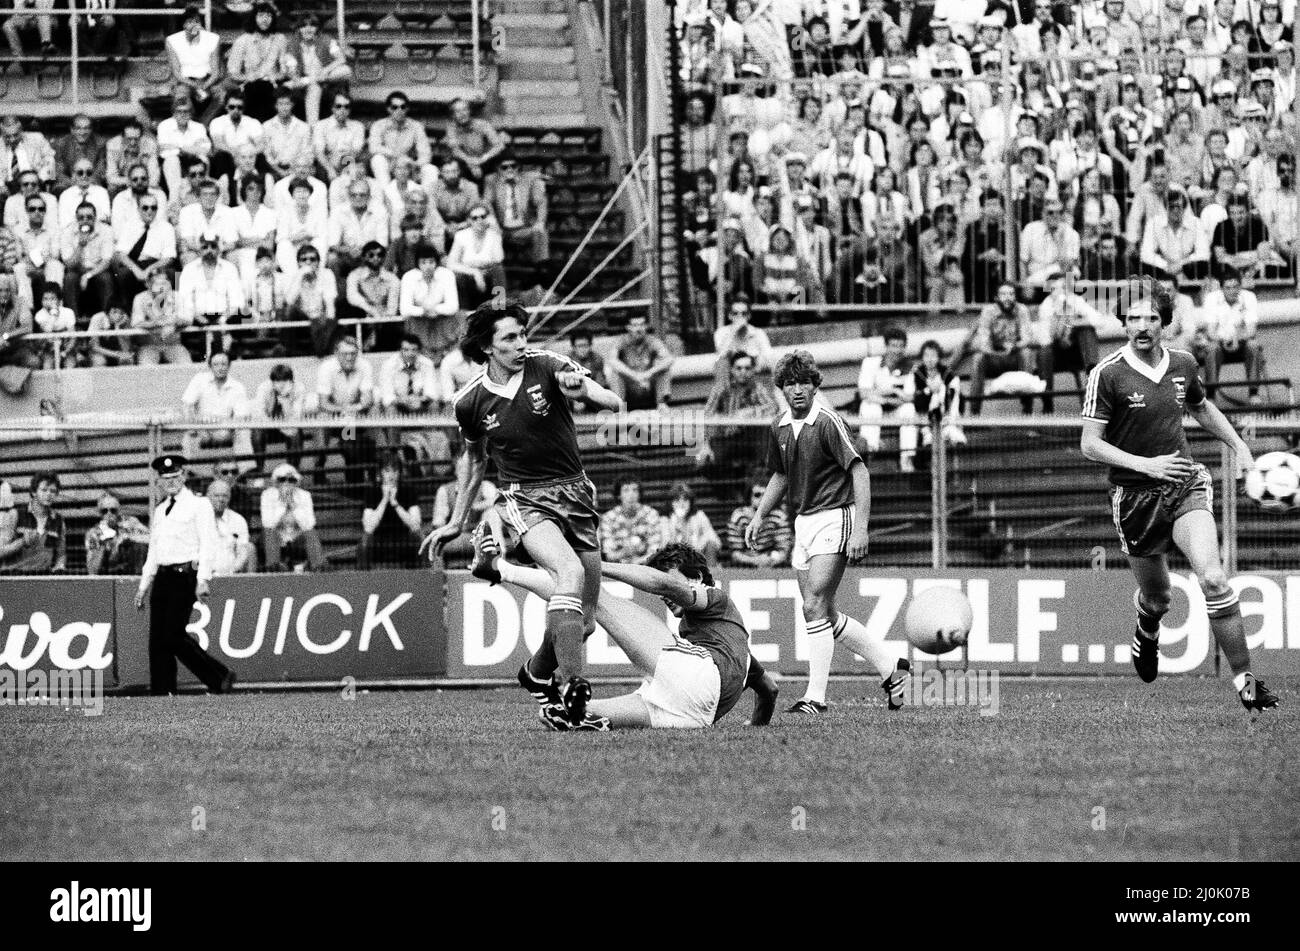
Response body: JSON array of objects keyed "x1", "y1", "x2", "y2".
[
  {"x1": 1244, "y1": 452, "x2": 1300, "y2": 513},
  {"x1": 904, "y1": 587, "x2": 974, "y2": 655}
]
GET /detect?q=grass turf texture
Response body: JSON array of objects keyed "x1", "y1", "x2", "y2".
[{"x1": 2, "y1": 677, "x2": 1296, "y2": 861}]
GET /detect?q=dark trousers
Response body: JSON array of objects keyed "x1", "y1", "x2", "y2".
[
  {"x1": 1037, "y1": 325, "x2": 1100, "y2": 413},
  {"x1": 62, "y1": 266, "x2": 116, "y2": 320},
  {"x1": 148, "y1": 565, "x2": 230, "y2": 695},
  {"x1": 970, "y1": 349, "x2": 1036, "y2": 416},
  {"x1": 356, "y1": 532, "x2": 421, "y2": 570}
]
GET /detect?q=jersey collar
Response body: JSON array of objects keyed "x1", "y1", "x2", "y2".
[
  {"x1": 1120, "y1": 344, "x2": 1169, "y2": 384},
  {"x1": 481, "y1": 368, "x2": 524, "y2": 400}
]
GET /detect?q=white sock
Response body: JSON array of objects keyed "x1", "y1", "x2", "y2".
[
  {"x1": 1233, "y1": 672, "x2": 1251, "y2": 693},
  {"x1": 834, "y1": 613, "x2": 898, "y2": 679},
  {"x1": 498, "y1": 560, "x2": 552, "y2": 597},
  {"x1": 803, "y1": 619, "x2": 834, "y2": 704}
]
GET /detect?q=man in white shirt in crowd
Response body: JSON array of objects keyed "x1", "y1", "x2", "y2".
[
  {"x1": 3, "y1": 170, "x2": 58, "y2": 232},
  {"x1": 1141, "y1": 186, "x2": 1213, "y2": 283},
  {"x1": 177, "y1": 232, "x2": 245, "y2": 353},
  {"x1": 112, "y1": 192, "x2": 176, "y2": 305},
  {"x1": 1019, "y1": 197, "x2": 1082, "y2": 296},
  {"x1": 207, "y1": 89, "x2": 264, "y2": 187},
  {"x1": 1197, "y1": 266, "x2": 1265, "y2": 402},
  {"x1": 397, "y1": 242, "x2": 459, "y2": 359},
  {"x1": 206, "y1": 477, "x2": 253, "y2": 575},
  {"x1": 1034, "y1": 269, "x2": 1105, "y2": 413},
  {"x1": 272, "y1": 155, "x2": 329, "y2": 221},
  {"x1": 156, "y1": 94, "x2": 213, "y2": 197},
  {"x1": 177, "y1": 179, "x2": 238, "y2": 264},
  {"x1": 313, "y1": 335, "x2": 376, "y2": 488},
  {"x1": 328, "y1": 178, "x2": 389, "y2": 282},
  {"x1": 259, "y1": 462, "x2": 328, "y2": 571},
  {"x1": 857, "y1": 326, "x2": 919, "y2": 473},
  {"x1": 263, "y1": 86, "x2": 312, "y2": 179},
  {"x1": 313, "y1": 91, "x2": 367, "y2": 183},
  {"x1": 110, "y1": 162, "x2": 168, "y2": 235},
  {"x1": 181, "y1": 349, "x2": 254, "y2": 463},
  {"x1": 378, "y1": 332, "x2": 439, "y2": 416},
  {"x1": 60, "y1": 200, "x2": 116, "y2": 319},
  {"x1": 13, "y1": 191, "x2": 62, "y2": 306},
  {"x1": 57, "y1": 158, "x2": 111, "y2": 226},
  {"x1": 165, "y1": 5, "x2": 225, "y2": 123}
]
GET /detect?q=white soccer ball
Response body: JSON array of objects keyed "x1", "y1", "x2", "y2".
[
  {"x1": 903, "y1": 587, "x2": 973, "y2": 655},
  {"x1": 1244, "y1": 452, "x2": 1300, "y2": 513}
]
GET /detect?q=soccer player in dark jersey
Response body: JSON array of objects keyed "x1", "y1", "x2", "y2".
[
  {"x1": 469, "y1": 526, "x2": 779, "y2": 729},
  {"x1": 421, "y1": 301, "x2": 622, "y2": 730},
  {"x1": 1081, "y1": 287, "x2": 1279, "y2": 712},
  {"x1": 746, "y1": 350, "x2": 911, "y2": 713}
]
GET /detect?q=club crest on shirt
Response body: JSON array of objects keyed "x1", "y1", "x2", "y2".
[
  {"x1": 1172, "y1": 377, "x2": 1187, "y2": 404},
  {"x1": 527, "y1": 384, "x2": 550, "y2": 416},
  {"x1": 1126, "y1": 391, "x2": 1146, "y2": 408},
  {"x1": 482, "y1": 412, "x2": 500, "y2": 431}
]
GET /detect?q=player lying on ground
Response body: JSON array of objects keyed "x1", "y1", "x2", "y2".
[
  {"x1": 1080, "y1": 285, "x2": 1279, "y2": 712},
  {"x1": 421, "y1": 301, "x2": 623, "y2": 730},
  {"x1": 470, "y1": 526, "x2": 779, "y2": 730},
  {"x1": 747, "y1": 349, "x2": 911, "y2": 713}
]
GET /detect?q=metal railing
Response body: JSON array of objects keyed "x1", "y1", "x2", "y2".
[{"x1": 2, "y1": 412, "x2": 1296, "y2": 576}]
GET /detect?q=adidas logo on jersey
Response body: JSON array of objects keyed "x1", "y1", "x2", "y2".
[
  {"x1": 483, "y1": 412, "x2": 500, "y2": 431},
  {"x1": 1126, "y1": 392, "x2": 1146, "y2": 408}
]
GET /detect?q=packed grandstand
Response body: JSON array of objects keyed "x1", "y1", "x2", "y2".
[{"x1": 0, "y1": 0, "x2": 1297, "y2": 578}]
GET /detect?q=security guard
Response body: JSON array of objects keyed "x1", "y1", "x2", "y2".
[{"x1": 135, "y1": 454, "x2": 235, "y2": 695}]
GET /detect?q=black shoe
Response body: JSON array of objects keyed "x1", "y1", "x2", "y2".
[
  {"x1": 1240, "y1": 675, "x2": 1280, "y2": 712},
  {"x1": 1132, "y1": 626, "x2": 1159, "y2": 683},
  {"x1": 882, "y1": 657, "x2": 911, "y2": 710},
  {"x1": 786, "y1": 698, "x2": 827, "y2": 714},
  {"x1": 538, "y1": 703, "x2": 570, "y2": 731},
  {"x1": 469, "y1": 521, "x2": 501, "y2": 585},
  {"x1": 562, "y1": 675, "x2": 592, "y2": 725},
  {"x1": 518, "y1": 663, "x2": 561, "y2": 706}
]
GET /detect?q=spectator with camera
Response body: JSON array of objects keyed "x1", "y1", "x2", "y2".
[{"x1": 84, "y1": 491, "x2": 150, "y2": 576}]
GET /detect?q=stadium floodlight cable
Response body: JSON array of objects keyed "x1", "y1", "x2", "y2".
[
  {"x1": 528, "y1": 218, "x2": 649, "y2": 336},
  {"x1": 531, "y1": 143, "x2": 651, "y2": 323},
  {"x1": 539, "y1": 268, "x2": 654, "y2": 347}
]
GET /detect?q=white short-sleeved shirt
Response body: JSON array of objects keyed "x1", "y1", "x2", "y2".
[{"x1": 167, "y1": 30, "x2": 221, "y2": 79}]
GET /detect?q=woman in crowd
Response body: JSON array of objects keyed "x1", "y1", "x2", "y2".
[{"x1": 657, "y1": 482, "x2": 721, "y2": 568}]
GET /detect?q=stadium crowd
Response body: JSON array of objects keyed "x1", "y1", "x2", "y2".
[
  {"x1": 0, "y1": 2, "x2": 551, "y2": 385},
  {"x1": 675, "y1": 0, "x2": 1289, "y2": 398}
]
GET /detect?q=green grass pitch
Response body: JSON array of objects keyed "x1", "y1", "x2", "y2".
[{"x1": 2, "y1": 677, "x2": 1296, "y2": 861}]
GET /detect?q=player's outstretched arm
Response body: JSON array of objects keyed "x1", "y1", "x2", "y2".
[
  {"x1": 1187, "y1": 399, "x2": 1253, "y2": 478},
  {"x1": 600, "y1": 561, "x2": 699, "y2": 608},
  {"x1": 420, "y1": 440, "x2": 488, "y2": 559},
  {"x1": 745, "y1": 657, "x2": 778, "y2": 727},
  {"x1": 557, "y1": 370, "x2": 622, "y2": 410}
]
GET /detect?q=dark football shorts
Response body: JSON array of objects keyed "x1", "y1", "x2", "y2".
[
  {"x1": 1109, "y1": 464, "x2": 1214, "y2": 557},
  {"x1": 496, "y1": 475, "x2": 600, "y2": 554}
]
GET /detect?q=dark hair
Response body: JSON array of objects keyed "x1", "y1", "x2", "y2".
[
  {"x1": 774, "y1": 350, "x2": 822, "y2": 389},
  {"x1": 269, "y1": 363, "x2": 294, "y2": 382},
  {"x1": 296, "y1": 243, "x2": 318, "y2": 262},
  {"x1": 30, "y1": 471, "x2": 59, "y2": 495},
  {"x1": 183, "y1": 4, "x2": 203, "y2": 25},
  {"x1": 919, "y1": 338, "x2": 944, "y2": 359},
  {"x1": 274, "y1": 85, "x2": 293, "y2": 102},
  {"x1": 386, "y1": 90, "x2": 410, "y2": 107},
  {"x1": 569, "y1": 328, "x2": 593, "y2": 346},
  {"x1": 414, "y1": 242, "x2": 441, "y2": 262},
  {"x1": 647, "y1": 542, "x2": 714, "y2": 588},
  {"x1": 399, "y1": 332, "x2": 423, "y2": 349},
  {"x1": 240, "y1": 174, "x2": 264, "y2": 199},
  {"x1": 883, "y1": 326, "x2": 907, "y2": 345},
  {"x1": 255, "y1": 246, "x2": 274, "y2": 262},
  {"x1": 361, "y1": 240, "x2": 386, "y2": 259},
  {"x1": 40, "y1": 285, "x2": 61, "y2": 302},
  {"x1": 729, "y1": 350, "x2": 756, "y2": 368},
  {"x1": 668, "y1": 480, "x2": 697, "y2": 516},
  {"x1": 616, "y1": 478, "x2": 640, "y2": 495},
  {"x1": 462, "y1": 300, "x2": 528, "y2": 363}
]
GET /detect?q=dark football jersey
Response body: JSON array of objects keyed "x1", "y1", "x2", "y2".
[
  {"x1": 677, "y1": 584, "x2": 751, "y2": 723},
  {"x1": 453, "y1": 349, "x2": 588, "y2": 485},
  {"x1": 1082, "y1": 345, "x2": 1207, "y2": 487},
  {"x1": 766, "y1": 404, "x2": 861, "y2": 516}
]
